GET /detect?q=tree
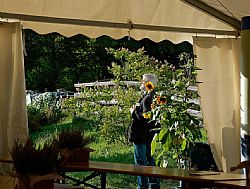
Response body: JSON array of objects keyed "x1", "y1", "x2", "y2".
[{"x1": 24, "y1": 30, "x2": 193, "y2": 91}]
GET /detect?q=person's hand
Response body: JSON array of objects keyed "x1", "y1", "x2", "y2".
[{"x1": 130, "y1": 105, "x2": 135, "y2": 114}]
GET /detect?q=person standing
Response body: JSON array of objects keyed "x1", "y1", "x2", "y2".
[{"x1": 129, "y1": 74, "x2": 160, "y2": 189}]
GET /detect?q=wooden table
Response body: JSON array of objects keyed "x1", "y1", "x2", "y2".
[{"x1": 62, "y1": 161, "x2": 246, "y2": 189}]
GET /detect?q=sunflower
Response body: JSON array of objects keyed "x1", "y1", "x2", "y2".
[
  {"x1": 157, "y1": 96, "x2": 167, "y2": 105},
  {"x1": 145, "y1": 81, "x2": 154, "y2": 92}
]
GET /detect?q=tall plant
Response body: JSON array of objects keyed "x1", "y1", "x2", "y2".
[{"x1": 151, "y1": 53, "x2": 204, "y2": 167}]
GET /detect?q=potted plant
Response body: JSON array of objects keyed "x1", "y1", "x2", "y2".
[
  {"x1": 56, "y1": 129, "x2": 94, "y2": 164},
  {"x1": 10, "y1": 139, "x2": 61, "y2": 189}
]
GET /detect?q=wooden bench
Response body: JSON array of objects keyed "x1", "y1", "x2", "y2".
[
  {"x1": 215, "y1": 180, "x2": 250, "y2": 189},
  {"x1": 1, "y1": 157, "x2": 247, "y2": 189},
  {"x1": 62, "y1": 161, "x2": 246, "y2": 189},
  {"x1": 54, "y1": 183, "x2": 82, "y2": 189},
  {"x1": 0, "y1": 178, "x2": 81, "y2": 189}
]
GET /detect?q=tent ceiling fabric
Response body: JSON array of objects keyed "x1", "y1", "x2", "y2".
[
  {"x1": 0, "y1": 0, "x2": 243, "y2": 43},
  {"x1": 199, "y1": 0, "x2": 249, "y2": 21},
  {"x1": 181, "y1": 0, "x2": 241, "y2": 31}
]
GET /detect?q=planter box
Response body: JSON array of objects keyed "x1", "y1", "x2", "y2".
[
  {"x1": 61, "y1": 147, "x2": 95, "y2": 162},
  {"x1": 16, "y1": 178, "x2": 54, "y2": 189},
  {"x1": 16, "y1": 173, "x2": 62, "y2": 189},
  {"x1": 33, "y1": 180, "x2": 54, "y2": 189}
]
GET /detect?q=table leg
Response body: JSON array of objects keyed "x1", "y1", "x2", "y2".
[
  {"x1": 181, "y1": 181, "x2": 190, "y2": 189},
  {"x1": 100, "y1": 172, "x2": 106, "y2": 189}
]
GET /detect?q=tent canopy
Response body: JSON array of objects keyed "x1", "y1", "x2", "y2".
[
  {"x1": 0, "y1": 0, "x2": 248, "y2": 43},
  {"x1": 0, "y1": 0, "x2": 247, "y2": 173}
]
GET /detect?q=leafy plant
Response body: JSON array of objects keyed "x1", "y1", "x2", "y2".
[
  {"x1": 151, "y1": 53, "x2": 204, "y2": 167},
  {"x1": 106, "y1": 47, "x2": 159, "y2": 81},
  {"x1": 10, "y1": 139, "x2": 59, "y2": 176}
]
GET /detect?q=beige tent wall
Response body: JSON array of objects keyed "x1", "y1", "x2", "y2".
[
  {"x1": 0, "y1": 23, "x2": 28, "y2": 171},
  {"x1": 193, "y1": 37, "x2": 241, "y2": 172}
]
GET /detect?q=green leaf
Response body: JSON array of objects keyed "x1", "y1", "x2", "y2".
[
  {"x1": 181, "y1": 138, "x2": 187, "y2": 150},
  {"x1": 151, "y1": 134, "x2": 158, "y2": 155},
  {"x1": 159, "y1": 128, "x2": 168, "y2": 142}
]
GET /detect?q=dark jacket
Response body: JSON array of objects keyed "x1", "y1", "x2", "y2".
[{"x1": 128, "y1": 90, "x2": 157, "y2": 144}]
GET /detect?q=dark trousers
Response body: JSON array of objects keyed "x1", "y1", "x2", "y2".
[{"x1": 133, "y1": 143, "x2": 160, "y2": 189}]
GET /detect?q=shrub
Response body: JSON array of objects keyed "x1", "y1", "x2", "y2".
[{"x1": 27, "y1": 92, "x2": 64, "y2": 131}]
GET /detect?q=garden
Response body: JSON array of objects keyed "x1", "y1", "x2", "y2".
[{"x1": 26, "y1": 46, "x2": 207, "y2": 188}]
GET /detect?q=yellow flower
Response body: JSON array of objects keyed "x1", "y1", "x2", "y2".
[
  {"x1": 142, "y1": 112, "x2": 152, "y2": 119},
  {"x1": 145, "y1": 82, "x2": 154, "y2": 92}
]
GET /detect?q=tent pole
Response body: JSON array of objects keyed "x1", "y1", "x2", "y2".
[
  {"x1": 240, "y1": 16, "x2": 250, "y2": 163},
  {"x1": 0, "y1": 12, "x2": 239, "y2": 37}
]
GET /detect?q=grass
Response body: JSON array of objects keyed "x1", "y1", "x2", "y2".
[{"x1": 29, "y1": 117, "x2": 183, "y2": 189}]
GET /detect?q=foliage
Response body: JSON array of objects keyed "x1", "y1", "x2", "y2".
[
  {"x1": 24, "y1": 31, "x2": 113, "y2": 91},
  {"x1": 106, "y1": 48, "x2": 205, "y2": 167},
  {"x1": 27, "y1": 93, "x2": 64, "y2": 131},
  {"x1": 151, "y1": 53, "x2": 204, "y2": 167},
  {"x1": 61, "y1": 48, "x2": 205, "y2": 165},
  {"x1": 62, "y1": 85, "x2": 139, "y2": 144},
  {"x1": 56, "y1": 129, "x2": 92, "y2": 149},
  {"x1": 24, "y1": 30, "x2": 192, "y2": 92},
  {"x1": 63, "y1": 47, "x2": 161, "y2": 144},
  {"x1": 27, "y1": 105, "x2": 43, "y2": 132},
  {"x1": 106, "y1": 47, "x2": 159, "y2": 81},
  {"x1": 98, "y1": 86, "x2": 138, "y2": 143},
  {"x1": 10, "y1": 139, "x2": 59, "y2": 176}
]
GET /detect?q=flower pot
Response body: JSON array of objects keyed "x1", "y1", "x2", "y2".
[
  {"x1": 33, "y1": 180, "x2": 54, "y2": 189},
  {"x1": 18, "y1": 179, "x2": 54, "y2": 189},
  {"x1": 17, "y1": 176, "x2": 58, "y2": 189},
  {"x1": 70, "y1": 148, "x2": 91, "y2": 162},
  {"x1": 61, "y1": 147, "x2": 95, "y2": 163}
]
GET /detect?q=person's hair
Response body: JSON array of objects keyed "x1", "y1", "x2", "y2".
[{"x1": 143, "y1": 74, "x2": 158, "y2": 87}]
